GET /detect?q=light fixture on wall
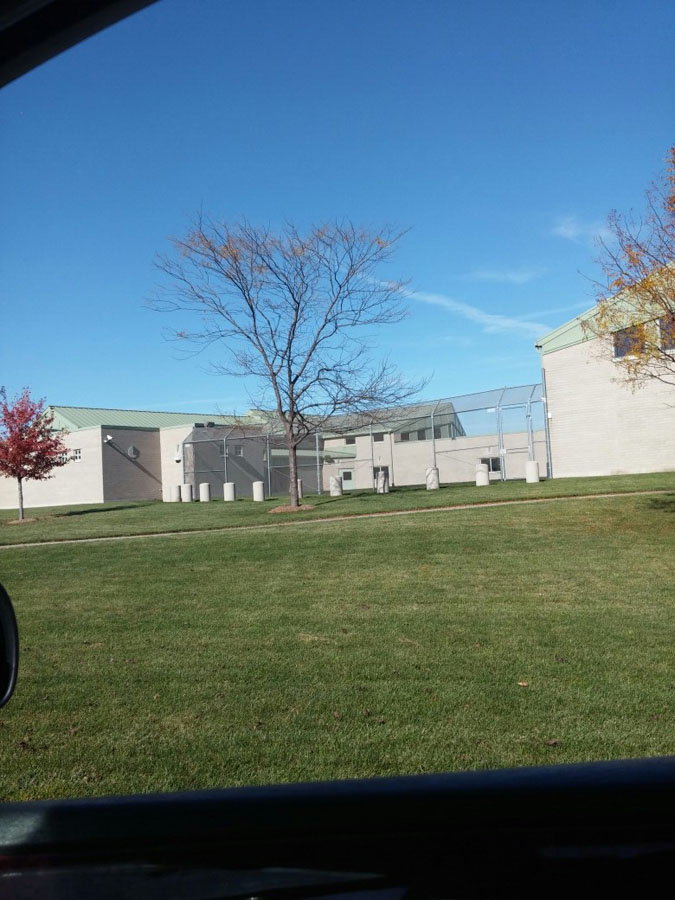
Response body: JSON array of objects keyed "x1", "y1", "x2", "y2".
[{"x1": 103, "y1": 435, "x2": 113, "y2": 444}]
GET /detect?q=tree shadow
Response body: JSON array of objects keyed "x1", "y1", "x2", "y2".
[
  {"x1": 646, "y1": 493, "x2": 675, "y2": 513},
  {"x1": 56, "y1": 502, "x2": 156, "y2": 518}
]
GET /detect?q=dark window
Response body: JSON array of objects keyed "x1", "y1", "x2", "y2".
[
  {"x1": 613, "y1": 325, "x2": 645, "y2": 358},
  {"x1": 342, "y1": 470, "x2": 353, "y2": 481},
  {"x1": 345, "y1": 436, "x2": 356, "y2": 445},
  {"x1": 433, "y1": 425, "x2": 441, "y2": 439},
  {"x1": 480, "y1": 456, "x2": 500, "y2": 473},
  {"x1": 233, "y1": 445, "x2": 243, "y2": 457},
  {"x1": 660, "y1": 313, "x2": 675, "y2": 350},
  {"x1": 417, "y1": 428, "x2": 427, "y2": 441},
  {"x1": 399, "y1": 432, "x2": 410, "y2": 441},
  {"x1": 373, "y1": 432, "x2": 384, "y2": 442},
  {"x1": 373, "y1": 465, "x2": 389, "y2": 480}
]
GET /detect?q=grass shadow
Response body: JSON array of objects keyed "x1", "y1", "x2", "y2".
[
  {"x1": 56, "y1": 502, "x2": 156, "y2": 518},
  {"x1": 646, "y1": 493, "x2": 675, "y2": 513}
]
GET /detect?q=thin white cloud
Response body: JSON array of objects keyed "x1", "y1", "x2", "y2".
[
  {"x1": 551, "y1": 215, "x2": 612, "y2": 244},
  {"x1": 466, "y1": 266, "x2": 547, "y2": 285},
  {"x1": 404, "y1": 289, "x2": 548, "y2": 338},
  {"x1": 515, "y1": 301, "x2": 590, "y2": 322}
]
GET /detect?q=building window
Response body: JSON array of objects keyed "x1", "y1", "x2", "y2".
[
  {"x1": 373, "y1": 465, "x2": 389, "y2": 480},
  {"x1": 399, "y1": 432, "x2": 410, "y2": 441},
  {"x1": 232, "y1": 444, "x2": 243, "y2": 457},
  {"x1": 480, "y1": 456, "x2": 500, "y2": 473},
  {"x1": 417, "y1": 428, "x2": 427, "y2": 441},
  {"x1": 613, "y1": 324, "x2": 645, "y2": 358},
  {"x1": 433, "y1": 425, "x2": 441, "y2": 439},
  {"x1": 72, "y1": 449, "x2": 82, "y2": 462},
  {"x1": 345, "y1": 436, "x2": 356, "y2": 445},
  {"x1": 373, "y1": 432, "x2": 384, "y2": 442},
  {"x1": 660, "y1": 313, "x2": 675, "y2": 350},
  {"x1": 342, "y1": 470, "x2": 353, "y2": 481}
]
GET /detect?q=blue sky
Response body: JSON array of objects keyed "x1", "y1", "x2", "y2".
[{"x1": 1, "y1": 0, "x2": 673, "y2": 414}]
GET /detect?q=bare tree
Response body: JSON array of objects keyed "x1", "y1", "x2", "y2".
[
  {"x1": 153, "y1": 219, "x2": 423, "y2": 507},
  {"x1": 585, "y1": 146, "x2": 675, "y2": 389}
]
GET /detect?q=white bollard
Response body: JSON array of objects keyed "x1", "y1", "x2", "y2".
[
  {"x1": 180, "y1": 483, "x2": 194, "y2": 502},
  {"x1": 329, "y1": 476, "x2": 343, "y2": 496},
  {"x1": 224, "y1": 482, "x2": 236, "y2": 502},
  {"x1": 252, "y1": 481, "x2": 265, "y2": 502},
  {"x1": 168, "y1": 485, "x2": 181, "y2": 503},
  {"x1": 525, "y1": 460, "x2": 540, "y2": 483},
  {"x1": 199, "y1": 482, "x2": 211, "y2": 502},
  {"x1": 296, "y1": 479, "x2": 303, "y2": 500},
  {"x1": 376, "y1": 471, "x2": 389, "y2": 494},
  {"x1": 425, "y1": 466, "x2": 440, "y2": 490},
  {"x1": 475, "y1": 464, "x2": 489, "y2": 487}
]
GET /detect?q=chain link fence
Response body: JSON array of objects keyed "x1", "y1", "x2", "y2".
[
  {"x1": 182, "y1": 426, "x2": 323, "y2": 500},
  {"x1": 180, "y1": 384, "x2": 550, "y2": 499}
]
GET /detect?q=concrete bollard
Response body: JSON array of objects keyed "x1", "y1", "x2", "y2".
[
  {"x1": 475, "y1": 464, "x2": 489, "y2": 487},
  {"x1": 224, "y1": 482, "x2": 236, "y2": 502},
  {"x1": 329, "y1": 476, "x2": 343, "y2": 496},
  {"x1": 252, "y1": 481, "x2": 265, "y2": 502},
  {"x1": 180, "y1": 483, "x2": 194, "y2": 502},
  {"x1": 167, "y1": 485, "x2": 181, "y2": 503},
  {"x1": 296, "y1": 479, "x2": 303, "y2": 500},
  {"x1": 525, "y1": 460, "x2": 540, "y2": 483},
  {"x1": 426, "y1": 466, "x2": 440, "y2": 490},
  {"x1": 199, "y1": 482, "x2": 211, "y2": 503},
  {"x1": 376, "y1": 471, "x2": 389, "y2": 494}
]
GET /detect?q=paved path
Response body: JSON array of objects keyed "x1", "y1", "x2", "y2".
[{"x1": 1, "y1": 489, "x2": 670, "y2": 551}]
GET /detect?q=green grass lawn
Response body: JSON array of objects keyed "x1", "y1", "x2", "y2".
[
  {"x1": 0, "y1": 490, "x2": 673, "y2": 801},
  {"x1": 1, "y1": 471, "x2": 673, "y2": 545}
]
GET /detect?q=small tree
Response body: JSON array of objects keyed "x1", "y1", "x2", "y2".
[
  {"x1": 587, "y1": 146, "x2": 675, "y2": 389},
  {"x1": 0, "y1": 388, "x2": 69, "y2": 520},
  {"x1": 154, "y1": 219, "x2": 423, "y2": 508}
]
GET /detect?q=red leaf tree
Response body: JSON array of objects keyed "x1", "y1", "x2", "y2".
[{"x1": 0, "y1": 388, "x2": 69, "y2": 520}]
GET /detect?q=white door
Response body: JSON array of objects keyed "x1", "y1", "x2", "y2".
[{"x1": 338, "y1": 468, "x2": 355, "y2": 490}]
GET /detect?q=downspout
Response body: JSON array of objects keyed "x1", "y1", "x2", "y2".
[
  {"x1": 526, "y1": 399, "x2": 534, "y2": 461},
  {"x1": 315, "y1": 432, "x2": 322, "y2": 495},
  {"x1": 370, "y1": 423, "x2": 375, "y2": 490},
  {"x1": 541, "y1": 367, "x2": 554, "y2": 478}
]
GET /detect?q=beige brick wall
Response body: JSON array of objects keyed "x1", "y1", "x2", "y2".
[
  {"x1": 543, "y1": 338, "x2": 675, "y2": 477},
  {"x1": 0, "y1": 427, "x2": 104, "y2": 510},
  {"x1": 159, "y1": 425, "x2": 194, "y2": 501},
  {"x1": 100, "y1": 428, "x2": 162, "y2": 502}
]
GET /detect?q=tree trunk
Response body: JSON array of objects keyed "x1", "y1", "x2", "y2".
[
  {"x1": 17, "y1": 477, "x2": 24, "y2": 521},
  {"x1": 288, "y1": 440, "x2": 299, "y2": 509}
]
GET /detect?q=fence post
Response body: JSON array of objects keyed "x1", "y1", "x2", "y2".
[
  {"x1": 496, "y1": 400, "x2": 506, "y2": 481},
  {"x1": 266, "y1": 433, "x2": 271, "y2": 496},
  {"x1": 370, "y1": 423, "x2": 376, "y2": 490},
  {"x1": 315, "y1": 432, "x2": 321, "y2": 495},
  {"x1": 223, "y1": 436, "x2": 228, "y2": 483}
]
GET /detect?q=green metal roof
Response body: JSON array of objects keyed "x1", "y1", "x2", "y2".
[
  {"x1": 535, "y1": 306, "x2": 596, "y2": 355},
  {"x1": 49, "y1": 406, "x2": 259, "y2": 432}
]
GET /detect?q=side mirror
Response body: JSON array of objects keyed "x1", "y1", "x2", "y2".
[{"x1": 0, "y1": 583, "x2": 19, "y2": 709}]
